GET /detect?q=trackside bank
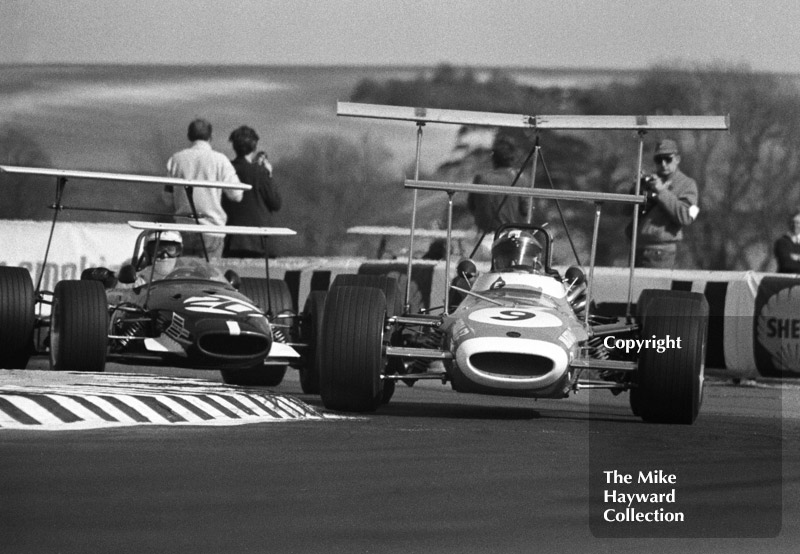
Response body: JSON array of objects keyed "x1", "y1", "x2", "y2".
[{"x1": 2, "y1": 221, "x2": 798, "y2": 379}]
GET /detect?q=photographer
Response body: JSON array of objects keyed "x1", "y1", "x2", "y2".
[
  {"x1": 628, "y1": 139, "x2": 699, "y2": 268},
  {"x1": 222, "y1": 125, "x2": 282, "y2": 258}
]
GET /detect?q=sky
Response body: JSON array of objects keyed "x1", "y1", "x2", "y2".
[{"x1": 1, "y1": 0, "x2": 798, "y2": 73}]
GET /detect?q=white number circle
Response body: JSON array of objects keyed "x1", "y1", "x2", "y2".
[{"x1": 468, "y1": 308, "x2": 562, "y2": 328}]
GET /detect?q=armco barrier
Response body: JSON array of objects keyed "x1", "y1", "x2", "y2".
[{"x1": 3, "y1": 221, "x2": 799, "y2": 379}]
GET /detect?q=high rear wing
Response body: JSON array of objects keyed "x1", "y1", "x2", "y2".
[
  {"x1": 128, "y1": 221, "x2": 296, "y2": 236},
  {"x1": 0, "y1": 165, "x2": 251, "y2": 191},
  {"x1": 337, "y1": 102, "x2": 730, "y2": 131},
  {"x1": 405, "y1": 179, "x2": 646, "y2": 205},
  {"x1": 348, "y1": 225, "x2": 472, "y2": 238}
]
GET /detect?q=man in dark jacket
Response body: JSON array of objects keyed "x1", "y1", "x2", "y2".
[
  {"x1": 222, "y1": 126, "x2": 282, "y2": 258},
  {"x1": 631, "y1": 139, "x2": 700, "y2": 268},
  {"x1": 774, "y1": 210, "x2": 800, "y2": 273}
]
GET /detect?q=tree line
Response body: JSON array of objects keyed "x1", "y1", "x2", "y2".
[{"x1": 349, "y1": 63, "x2": 800, "y2": 271}]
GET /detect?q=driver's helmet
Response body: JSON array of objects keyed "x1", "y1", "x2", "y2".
[
  {"x1": 144, "y1": 230, "x2": 183, "y2": 261},
  {"x1": 141, "y1": 230, "x2": 183, "y2": 279},
  {"x1": 491, "y1": 228, "x2": 543, "y2": 272}
]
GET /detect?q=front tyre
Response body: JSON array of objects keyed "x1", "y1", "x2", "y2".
[
  {"x1": 50, "y1": 280, "x2": 108, "y2": 372},
  {"x1": 319, "y1": 286, "x2": 386, "y2": 412},
  {"x1": 0, "y1": 267, "x2": 35, "y2": 369},
  {"x1": 299, "y1": 291, "x2": 326, "y2": 394},
  {"x1": 635, "y1": 290, "x2": 708, "y2": 424}
]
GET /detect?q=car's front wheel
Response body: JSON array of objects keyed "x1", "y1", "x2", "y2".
[
  {"x1": 50, "y1": 280, "x2": 108, "y2": 372},
  {"x1": 319, "y1": 285, "x2": 386, "y2": 412},
  {"x1": 0, "y1": 267, "x2": 35, "y2": 369},
  {"x1": 634, "y1": 290, "x2": 708, "y2": 424}
]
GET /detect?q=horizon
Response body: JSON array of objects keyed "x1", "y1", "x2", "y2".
[{"x1": 2, "y1": 2, "x2": 799, "y2": 73}]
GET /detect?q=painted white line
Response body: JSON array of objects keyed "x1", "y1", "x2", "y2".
[
  {"x1": 108, "y1": 395, "x2": 173, "y2": 424},
  {"x1": 43, "y1": 394, "x2": 108, "y2": 424},
  {"x1": 231, "y1": 393, "x2": 278, "y2": 417},
  {"x1": 153, "y1": 395, "x2": 209, "y2": 423},
  {"x1": 274, "y1": 395, "x2": 307, "y2": 417},
  {"x1": 207, "y1": 394, "x2": 257, "y2": 418},
  {"x1": 84, "y1": 395, "x2": 142, "y2": 424},
  {"x1": 0, "y1": 395, "x2": 64, "y2": 426},
  {"x1": 174, "y1": 395, "x2": 231, "y2": 419}
]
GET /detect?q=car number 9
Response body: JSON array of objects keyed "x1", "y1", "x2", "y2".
[{"x1": 468, "y1": 308, "x2": 562, "y2": 328}]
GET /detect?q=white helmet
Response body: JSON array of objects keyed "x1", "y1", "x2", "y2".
[{"x1": 145, "y1": 230, "x2": 183, "y2": 260}]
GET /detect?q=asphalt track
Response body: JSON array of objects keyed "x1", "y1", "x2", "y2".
[{"x1": 1, "y1": 360, "x2": 798, "y2": 554}]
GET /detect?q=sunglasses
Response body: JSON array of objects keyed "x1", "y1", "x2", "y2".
[
  {"x1": 654, "y1": 155, "x2": 675, "y2": 164},
  {"x1": 154, "y1": 244, "x2": 181, "y2": 258}
]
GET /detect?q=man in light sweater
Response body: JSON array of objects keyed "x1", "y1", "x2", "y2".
[{"x1": 162, "y1": 118, "x2": 242, "y2": 259}]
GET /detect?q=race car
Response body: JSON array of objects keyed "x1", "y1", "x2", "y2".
[
  {"x1": 308, "y1": 102, "x2": 728, "y2": 424},
  {"x1": 0, "y1": 166, "x2": 309, "y2": 386},
  {"x1": 0, "y1": 221, "x2": 302, "y2": 385}
]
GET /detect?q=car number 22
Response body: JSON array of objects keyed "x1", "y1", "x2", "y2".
[{"x1": 468, "y1": 308, "x2": 562, "y2": 328}]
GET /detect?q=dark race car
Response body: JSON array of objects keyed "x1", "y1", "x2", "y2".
[{"x1": 0, "y1": 219, "x2": 302, "y2": 386}]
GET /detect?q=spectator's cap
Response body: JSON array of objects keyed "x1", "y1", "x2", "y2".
[{"x1": 654, "y1": 139, "x2": 679, "y2": 156}]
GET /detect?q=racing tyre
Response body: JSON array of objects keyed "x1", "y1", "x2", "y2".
[
  {"x1": 240, "y1": 278, "x2": 293, "y2": 316},
  {"x1": 635, "y1": 290, "x2": 708, "y2": 424},
  {"x1": 629, "y1": 289, "x2": 664, "y2": 416},
  {"x1": 50, "y1": 280, "x2": 109, "y2": 372},
  {"x1": 320, "y1": 286, "x2": 386, "y2": 412},
  {"x1": 0, "y1": 267, "x2": 35, "y2": 369},
  {"x1": 330, "y1": 274, "x2": 402, "y2": 317},
  {"x1": 220, "y1": 364, "x2": 287, "y2": 387},
  {"x1": 299, "y1": 291, "x2": 326, "y2": 394},
  {"x1": 239, "y1": 278, "x2": 293, "y2": 386},
  {"x1": 331, "y1": 274, "x2": 403, "y2": 404}
]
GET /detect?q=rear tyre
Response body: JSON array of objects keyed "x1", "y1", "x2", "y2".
[
  {"x1": 330, "y1": 274, "x2": 402, "y2": 317},
  {"x1": 221, "y1": 364, "x2": 287, "y2": 387},
  {"x1": 50, "y1": 280, "x2": 108, "y2": 372},
  {"x1": 299, "y1": 291, "x2": 326, "y2": 394},
  {"x1": 0, "y1": 267, "x2": 35, "y2": 369},
  {"x1": 320, "y1": 286, "x2": 386, "y2": 412},
  {"x1": 635, "y1": 290, "x2": 708, "y2": 424},
  {"x1": 238, "y1": 278, "x2": 293, "y2": 386},
  {"x1": 240, "y1": 278, "x2": 293, "y2": 316}
]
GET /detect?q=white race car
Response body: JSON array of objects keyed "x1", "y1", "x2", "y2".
[{"x1": 311, "y1": 102, "x2": 728, "y2": 424}]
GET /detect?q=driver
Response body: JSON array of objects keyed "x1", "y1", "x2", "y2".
[
  {"x1": 491, "y1": 228, "x2": 543, "y2": 273},
  {"x1": 135, "y1": 230, "x2": 184, "y2": 284}
]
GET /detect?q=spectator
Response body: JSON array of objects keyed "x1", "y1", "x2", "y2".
[
  {"x1": 630, "y1": 139, "x2": 699, "y2": 268},
  {"x1": 223, "y1": 125, "x2": 282, "y2": 258},
  {"x1": 774, "y1": 209, "x2": 800, "y2": 273},
  {"x1": 467, "y1": 134, "x2": 530, "y2": 258},
  {"x1": 162, "y1": 118, "x2": 242, "y2": 259}
]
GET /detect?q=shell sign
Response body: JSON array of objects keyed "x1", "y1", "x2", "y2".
[{"x1": 755, "y1": 278, "x2": 800, "y2": 377}]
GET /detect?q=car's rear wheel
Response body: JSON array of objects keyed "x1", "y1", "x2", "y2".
[
  {"x1": 239, "y1": 278, "x2": 293, "y2": 316},
  {"x1": 0, "y1": 267, "x2": 35, "y2": 369},
  {"x1": 330, "y1": 274, "x2": 402, "y2": 317},
  {"x1": 50, "y1": 280, "x2": 108, "y2": 372},
  {"x1": 320, "y1": 286, "x2": 386, "y2": 412},
  {"x1": 298, "y1": 291, "x2": 326, "y2": 394},
  {"x1": 236, "y1": 277, "x2": 294, "y2": 386},
  {"x1": 635, "y1": 290, "x2": 708, "y2": 424}
]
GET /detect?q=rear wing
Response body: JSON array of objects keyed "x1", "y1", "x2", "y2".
[
  {"x1": 337, "y1": 101, "x2": 730, "y2": 316},
  {"x1": 128, "y1": 220, "x2": 296, "y2": 236},
  {"x1": 348, "y1": 225, "x2": 472, "y2": 238},
  {"x1": 405, "y1": 179, "x2": 645, "y2": 205},
  {"x1": 338, "y1": 102, "x2": 730, "y2": 131},
  {"x1": 0, "y1": 165, "x2": 251, "y2": 191}
]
